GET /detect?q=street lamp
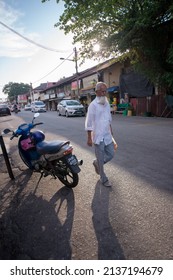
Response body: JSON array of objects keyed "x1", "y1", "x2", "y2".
[{"x1": 60, "y1": 47, "x2": 79, "y2": 98}]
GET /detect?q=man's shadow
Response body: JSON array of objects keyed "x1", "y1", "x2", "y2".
[{"x1": 92, "y1": 180, "x2": 125, "y2": 259}]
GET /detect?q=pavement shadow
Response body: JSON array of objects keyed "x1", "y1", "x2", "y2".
[
  {"x1": 91, "y1": 180, "x2": 125, "y2": 260},
  {"x1": 0, "y1": 184, "x2": 75, "y2": 260},
  {"x1": 0, "y1": 169, "x2": 33, "y2": 213}
]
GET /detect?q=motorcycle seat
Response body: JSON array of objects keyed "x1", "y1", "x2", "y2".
[{"x1": 36, "y1": 140, "x2": 70, "y2": 154}]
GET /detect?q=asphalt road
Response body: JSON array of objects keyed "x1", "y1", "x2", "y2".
[{"x1": 0, "y1": 111, "x2": 173, "y2": 260}]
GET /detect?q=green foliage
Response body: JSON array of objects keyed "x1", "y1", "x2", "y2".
[
  {"x1": 42, "y1": 0, "x2": 173, "y2": 91},
  {"x1": 3, "y1": 82, "x2": 31, "y2": 102}
]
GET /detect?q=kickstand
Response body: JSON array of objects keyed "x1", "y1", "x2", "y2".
[
  {"x1": 38, "y1": 172, "x2": 44, "y2": 184},
  {"x1": 33, "y1": 172, "x2": 43, "y2": 194}
]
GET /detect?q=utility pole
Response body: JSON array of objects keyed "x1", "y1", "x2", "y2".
[
  {"x1": 74, "y1": 47, "x2": 79, "y2": 97},
  {"x1": 60, "y1": 47, "x2": 80, "y2": 99},
  {"x1": 30, "y1": 83, "x2": 33, "y2": 103}
]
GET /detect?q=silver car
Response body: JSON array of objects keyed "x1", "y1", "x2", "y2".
[
  {"x1": 57, "y1": 99, "x2": 85, "y2": 117},
  {"x1": 31, "y1": 101, "x2": 46, "y2": 113}
]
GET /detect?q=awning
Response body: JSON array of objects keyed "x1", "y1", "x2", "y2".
[
  {"x1": 80, "y1": 93, "x2": 87, "y2": 97},
  {"x1": 49, "y1": 98, "x2": 58, "y2": 101},
  {"x1": 81, "y1": 85, "x2": 95, "y2": 91},
  {"x1": 81, "y1": 88, "x2": 95, "y2": 96},
  {"x1": 107, "y1": 86, "x2": 119, "y2": 93}
]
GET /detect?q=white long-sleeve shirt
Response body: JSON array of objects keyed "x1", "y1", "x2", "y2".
[{"x1": 85, "y1": 97, "x2": 112, "y2": 145}]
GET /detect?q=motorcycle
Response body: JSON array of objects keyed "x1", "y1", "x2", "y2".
[
  {"x1": 12, "y1": 104, "x2": 19, "y2": 113},
  {"x1": 14, "y1": 107, "x2": 18, "y2": 114},
  {"x1": 3, "y1": 113, "x2": 83, "y2": 188}
]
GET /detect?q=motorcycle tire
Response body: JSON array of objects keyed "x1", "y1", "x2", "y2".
[
  {"x1": 54, "y1": 160, "x2": 79, "y2": 188},
  {"x1": 58, "y1": 170, "x2": 79, "y2": 188},
  {"x1": 19, "y1": 149, "x2": 33, "y2": 170}
]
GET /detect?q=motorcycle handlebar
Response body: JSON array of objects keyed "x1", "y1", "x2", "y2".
[
  {"x1": 10, "y1": 134, "x2": 16, "y2": 140},
  {"x1": 34, "y1": 122, "x2": 44, "y2": 126},
  {"x1": 9, "y1": 121, "x2": 44, "y2": 140}
]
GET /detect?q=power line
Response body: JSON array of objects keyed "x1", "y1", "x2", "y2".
[
  {"x1": 0, "y1": 20, "x2": 67, "y2": 53},
  {"x1": 32, "y1": 52, "x2": 74, "y2": 84},
  {"x1": 0, "y1": 21, "x2": 76, "y2": 85}
]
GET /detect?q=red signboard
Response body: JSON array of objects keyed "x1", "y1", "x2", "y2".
[
  {"x1": 18, "y1": 95, "x2": 28, "y2": 102},
  {"x1": 71, "y1": 80, "x2": 81, "y2": 90}
]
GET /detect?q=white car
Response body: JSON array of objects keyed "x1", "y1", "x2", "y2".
[
  {"x1": 31, "y1": 101, "x2": 46, "y2": 113},
  {"x1": 24, "y1": 104, "x2": 31, "y2": 111},
  {"x1": 57, "y1": 99, "x2": 85, "y2": 117}
]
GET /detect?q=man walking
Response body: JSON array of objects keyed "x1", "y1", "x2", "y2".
[{"x1": 85, "y1": 81, "x2": 117, "y2": 187}]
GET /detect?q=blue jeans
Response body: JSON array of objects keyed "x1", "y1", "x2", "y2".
[{"x1": 94, "y1": 140, "x2": 114, "y2": 183}]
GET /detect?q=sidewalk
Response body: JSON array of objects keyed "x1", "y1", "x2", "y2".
[
  {"x1": 0, "y1": 143, "x2": 58, "y2": 260},
  {"x1": 0, "y1": 115, "x2": 74, "y2": 260},
  {"x1": 0, "y1": 115, "x2": 34, "y2": 259},
  {"x1": 0, "y1": 150, "x2": 73, "y2": 259}
]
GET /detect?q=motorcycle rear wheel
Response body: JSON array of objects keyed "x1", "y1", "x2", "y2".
[
  {"x1": 58, "y1": 170, "x2": 79, "y2": 188},
  {"x1": 54, "y1": 160, "x2": 79, "y2": 188}
]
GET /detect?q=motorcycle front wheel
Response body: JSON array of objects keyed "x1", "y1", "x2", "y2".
[
  {"x1": 54, "y1": 160, "x2": 79, "y2": 188},
  {"x1": 19, "y1": 149, "x2": 33, "y2": 170}
]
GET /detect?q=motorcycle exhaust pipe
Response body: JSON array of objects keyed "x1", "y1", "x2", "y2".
[{"x1": 78, "y1": 159, "x2": 83, "y2": 166}]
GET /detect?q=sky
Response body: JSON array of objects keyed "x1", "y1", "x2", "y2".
[{"x1": 0, "y1": 0, "x2": 98, "y2": 100}]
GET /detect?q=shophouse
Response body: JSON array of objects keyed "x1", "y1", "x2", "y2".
[
  {"x1": 32, "y1": 58, "x2": 169, "y2": 117},
  {"x1": 39, "y1": 58, "x2": 123, "y2": 109}
]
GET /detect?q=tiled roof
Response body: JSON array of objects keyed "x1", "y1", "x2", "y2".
[
  {"x1": 33, "y1": 82, "x2": 57, "y2": 91},
  {"x1": 34, "y1": 58, "x2": 118, "y2": 92}
]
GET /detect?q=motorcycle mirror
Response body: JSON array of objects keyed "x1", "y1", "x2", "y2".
[
  {"x1": 32, "y1": 113, "x2": 40, "y2": 123},
  {"x1": 2, "y1": 128, "x2": 11, "y2": 135},
  {"x1": 34, "y1": 113, "x2": 40, "y2": 118}
]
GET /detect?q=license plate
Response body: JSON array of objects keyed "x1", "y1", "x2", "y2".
[{"x1": 67, "y1": 155, "x2": 78, "y2": 165}]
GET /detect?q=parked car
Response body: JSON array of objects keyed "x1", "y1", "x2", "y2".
[
  {"x1": 31, "y1": 101, "x2": 46, "y2": 112},
  {"x1": 24, "y1": 104, "x2": 31, "y2": 111},
  {"x1": 57, "y1": 99, "x2": 85, "y2": 117},
  {"x1": 0, "y1": 104, "x2": 11, "y2": 116}
]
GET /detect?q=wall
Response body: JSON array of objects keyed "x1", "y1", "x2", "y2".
[
  {"x1": 130, "y1": 94, "x2": 167, "y2": 117},
  {"x1": 103, "y1": 63, "x2": 122, "y2": 87}
]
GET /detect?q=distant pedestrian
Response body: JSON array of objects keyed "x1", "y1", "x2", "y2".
[{"x1": 85, "y1": 81, "x2": 117, "y2": 187}]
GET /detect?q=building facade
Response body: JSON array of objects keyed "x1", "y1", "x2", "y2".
[{"x1": 28, "y1": 58, "x2": 168, "y2": 117}]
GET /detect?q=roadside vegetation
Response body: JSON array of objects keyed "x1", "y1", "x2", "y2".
[
  {"x1": 42, "y1": 0, "x2": 173, "y2": 94},
  {"x1": 2, "y1": 82, "x2": 31, "y2": 102}
]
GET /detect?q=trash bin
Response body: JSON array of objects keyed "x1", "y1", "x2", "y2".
[{"x1": 123, "y1": 110, "x2": 127, "y2": 116}]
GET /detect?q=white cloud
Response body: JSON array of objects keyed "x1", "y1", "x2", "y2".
[
  {"x1": 0, "y1": 0, "x2": 40, "y2": 58},
  {"x1": 0, "y1": 0, "x2": 22, "y2": 25},
  {"x1": 0, "y1": 0, "x2": 100, "y2": 99}
]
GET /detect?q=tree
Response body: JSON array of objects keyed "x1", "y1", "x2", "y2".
[
  {"x1": 3, "y1": 82, "x2": 31, "y2": 102},
  {"x1": 42, "y1": 0, "x2": 173, "y2": 92}
]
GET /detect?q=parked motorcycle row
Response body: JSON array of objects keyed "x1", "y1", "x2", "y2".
[{"x1": 2, "y1": 113, "x2": 83, "y2": 188}]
